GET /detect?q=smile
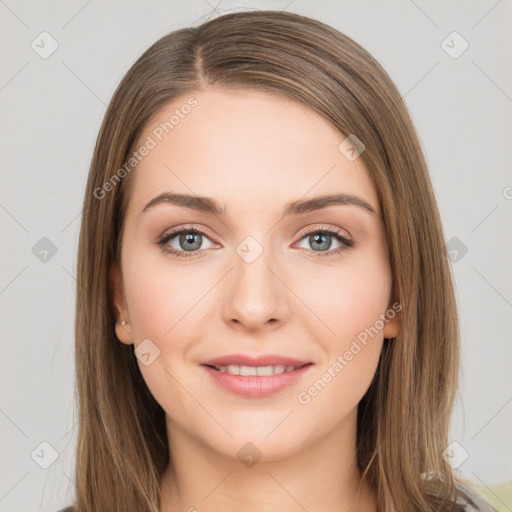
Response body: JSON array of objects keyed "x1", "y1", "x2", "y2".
[{"x1": 201, "y1": 362, "x2": 314, "y2": 398}]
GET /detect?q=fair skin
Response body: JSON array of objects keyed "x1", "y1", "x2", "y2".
[{"x1": 111, "y1": 88, "x2": 399, "y2": 512}]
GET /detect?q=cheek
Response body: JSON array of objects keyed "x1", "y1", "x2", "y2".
[
  {"x1": 299, "y1": 248, "x2": 392, "y2": 343},
  {"x1": 123, "y1": 250, "x2": 203, "y2": 338},
  {"x1": 121, "y1": 255, "x2": 203, "y2": 413},
  {"x1": 294, "y1": 256, "x2": 389, "y2": 418}
]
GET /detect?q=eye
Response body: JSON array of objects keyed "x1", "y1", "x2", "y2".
[
  {"x1": 156, "y1": 225, "x2": 355, "y2": 259},
  {"x1": 157, "y1": 226, "x2": 217, "y2": 258},
  {"x1": 294, "y1": 226, "x2": 354, "y2": 257}
]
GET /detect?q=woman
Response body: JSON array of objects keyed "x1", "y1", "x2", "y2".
[{"x1": 60, "y1": 10, "x2": 494, "y2": 512}]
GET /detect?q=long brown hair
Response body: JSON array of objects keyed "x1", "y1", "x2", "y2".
[{"x1": 72, "y1": 9, "x2": 467, "y2": 511}]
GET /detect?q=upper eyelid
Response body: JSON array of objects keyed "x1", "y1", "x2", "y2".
[
  {"x1": 160, "y1": 225, "x2": 217, "y2": 243},
  {"x1": 295, "y1": 224, "x2": 350, "y2": 239}
]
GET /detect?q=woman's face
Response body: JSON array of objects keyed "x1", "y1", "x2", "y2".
[{"x1": 111, "y1": 88, "x2": 399, "y2": 461}]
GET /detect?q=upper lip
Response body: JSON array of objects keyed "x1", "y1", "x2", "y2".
[{"x1": 201, "y1": 354, "x2": 313, "y2": 368}]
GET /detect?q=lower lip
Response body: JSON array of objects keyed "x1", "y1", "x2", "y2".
[{"x1": 201, "y1": 364, "x2": 313, "y2": 399}]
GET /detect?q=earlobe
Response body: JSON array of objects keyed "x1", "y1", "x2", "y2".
[
  {"x1": 383, "y1": 300, "x2": 401, "y2": 340},
  {"x1": 383, "y1": 317, "x2": 400, "y2": 340},
  {"x1": 109, "y1": 263, "x2": 134, "y2": 345}
]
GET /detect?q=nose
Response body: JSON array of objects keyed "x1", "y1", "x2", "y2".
[{"x1": 221, "y1": 243, "x2": 290, "y2": 332}]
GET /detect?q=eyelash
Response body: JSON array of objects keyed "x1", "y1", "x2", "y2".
[{"x1": 156, "y1": 225, "x2": 355, "y2": 258}]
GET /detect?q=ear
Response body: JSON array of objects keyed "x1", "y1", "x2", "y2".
[
  {"x1": 383, "y1": 300, "x2": 401, "y2": 340},
  {"x1": 109, "y1": 262, "x2": 134, "y2": 345}
]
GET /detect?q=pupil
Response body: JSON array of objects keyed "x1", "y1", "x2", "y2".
[
  {"x1": 311, "y1": 233, "x2": 331, "y2": 251},
  {"x1": 180, "y1": 232, "x2": 202, "y2": 251}
]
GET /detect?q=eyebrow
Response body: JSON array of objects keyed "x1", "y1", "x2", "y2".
[{"x1": 141, "y1": 192, "x2": 377, "y2": 218}]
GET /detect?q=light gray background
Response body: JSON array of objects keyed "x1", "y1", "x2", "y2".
[{"x1": 1, "y1": 1, "x2": 511, "y2": 511}]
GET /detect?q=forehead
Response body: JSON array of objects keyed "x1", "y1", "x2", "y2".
[{"x1": 127, "y1": 88, "x2": 379, "y2": 218}]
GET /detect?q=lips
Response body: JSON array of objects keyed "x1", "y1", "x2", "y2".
[
  {"x1": 201, "y1": 364, "x2": 313, "y2": 398},
  {"x1": 201, "y1": 353, "x2": 312, "y2": 368},
  {"x1": 200, "y1": 353, "x2": 314, "y2": 398}
]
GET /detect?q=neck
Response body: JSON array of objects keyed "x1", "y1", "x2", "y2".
[{"x1": 159, "y1": 411, "x2": 377, "y2": 512}]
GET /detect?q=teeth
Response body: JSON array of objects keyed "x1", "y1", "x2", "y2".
[{"x1": 214, "y1": 364, "x2": 300, "y2": 376}]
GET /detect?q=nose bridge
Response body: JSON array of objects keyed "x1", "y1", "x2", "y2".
[{"x1": 222, "y1": 234, "x2": 287, "y2": 329}]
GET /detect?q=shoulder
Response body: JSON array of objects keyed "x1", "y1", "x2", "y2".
[
  {"x1": 56, "y1": 507, "x2": 75, "y2": 512},
  {"x1": 454, "y1": 479, "x2": 495, "y2": 512}
]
